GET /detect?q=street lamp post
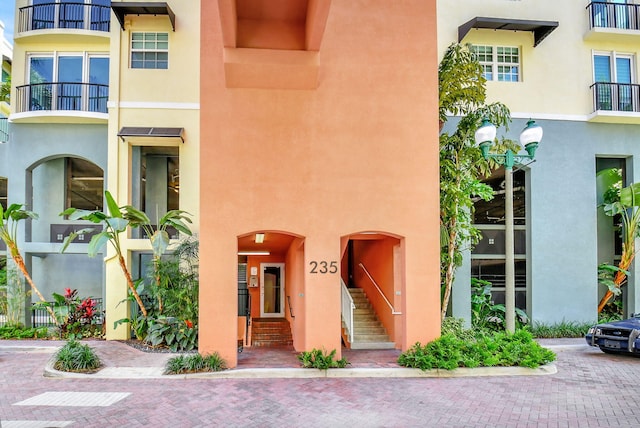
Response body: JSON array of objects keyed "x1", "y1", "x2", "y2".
[{"x1": 474, "y1": 119, "x2": 544, "y2": 333}]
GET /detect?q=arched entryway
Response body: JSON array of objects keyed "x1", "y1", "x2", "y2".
[
  {"x1": 340, "y1": 232, "x2": 404, "y2": 350},
  {"x1": 237, "y1": 231, "x2": 305, "y2": 353}
]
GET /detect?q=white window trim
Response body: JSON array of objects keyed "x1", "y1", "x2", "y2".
[
  {"x1": 592, "y1": 50, "x2": 635, "y2": 84},
  {"x1": 473, "y1": 45, "x2": 521, "y2": 82},
  {"x1": 27, "y1": 51, "x2": 109, "y2": 83},
  {"x1": 130, "y1": 32, "x2": 169, "y2": 70}
]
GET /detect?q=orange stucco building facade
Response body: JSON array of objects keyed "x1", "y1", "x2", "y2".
[{"x1": 200, "y1": 0, "x2": 440, "y2": 367}]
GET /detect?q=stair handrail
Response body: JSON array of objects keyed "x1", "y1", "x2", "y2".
[
  {"x1": 340, "y1": 278, "x2": 356, "y2": 343},
  {"x1": 286, "y1": 295, "x2": 295, "y2": 318},
  {"x1": 358, "y1": 263, "x2": 402, "y2": 315}
]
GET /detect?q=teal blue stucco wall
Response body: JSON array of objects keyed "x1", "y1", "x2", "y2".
[{"x1": 444, "y1": 117, "x2": 640, "y2": 326}]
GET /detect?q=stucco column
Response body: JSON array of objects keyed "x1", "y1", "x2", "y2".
[
  {"x1": 104, "y1": 250, "x2": 131, "y2": 340},
  {"x1": 198, "y1": 233, "x2": 238, "y2": 367},
  {"x1": 303, "y1": 233, "x2": 342, "y2": 356}
]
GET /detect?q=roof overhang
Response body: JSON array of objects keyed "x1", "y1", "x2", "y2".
[
  {"x1": 111, "y1": 2, "x2": 176, "y2": 31},
  {"x1": 458, "y1": 17, "x2": 559, "y2": 47},
  {"x1": 117, "y1": 127, "x2": 184, "y2": 143}
]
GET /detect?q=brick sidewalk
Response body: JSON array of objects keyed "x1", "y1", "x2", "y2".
[{"x1": 2, "y1": 338, "x2": 640, "y2": 427}]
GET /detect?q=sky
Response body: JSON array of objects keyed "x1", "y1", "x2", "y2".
[{"x1": 0, "y1": 1, "x2": 15, "y2": 42}]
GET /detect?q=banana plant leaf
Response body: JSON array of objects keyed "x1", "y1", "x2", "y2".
[
  {"x1": 596, "y1": 168, "x2": 622, "y2": 206},
  {"x1": 620, "y1": 182, "x2": 640, "y2": 207}
]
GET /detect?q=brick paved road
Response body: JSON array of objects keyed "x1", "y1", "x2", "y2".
[{"x1": 1, "y1": 343, "x2": 639, "y2": 427}]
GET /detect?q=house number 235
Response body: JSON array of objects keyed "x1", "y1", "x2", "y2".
[{"x1": 309, "y1": 261, "x2": 338, "y2": 274}]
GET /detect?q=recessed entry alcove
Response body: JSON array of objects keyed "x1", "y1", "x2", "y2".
[{"x1": 217, "y1": 0, "x2": 332, "y2": 89}]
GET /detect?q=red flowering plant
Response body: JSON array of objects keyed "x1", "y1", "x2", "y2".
[{"x1": 51, "y1": 288, "x2": 103, "y2": 338}]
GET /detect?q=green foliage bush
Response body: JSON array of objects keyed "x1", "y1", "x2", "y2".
[
  {"x1": 471, "y1": 278, "x2": 528, "y2": 332},
  {"x1": 0, "y1": 286, "x2": 6, "y2": 316},
  {"x1": 53, "y1": 340, "x2": 101, "y2": 373},
  {"x1": 530, "y1": 320, "x2": 594, "y2": 338},
  {"x1": 38, "y1": 288, "x2": 103, "y2": 339},
  {"x1": 145, "y1": 315, "x2": 197, "y2": 352},
  {"x1": 0, "y1": 257, "x2": 7, "y2": 315},
  {"x1": 398, "y1": 329, "x2": 555, "y2": 370},
  {"x1": 151, "y1": 238, "x2": 199, "y2": 323},
  {"x1": 441, "y1": 317, "x2": 477, "y2": 341},
  {"x1": 0, "y1": 325, "x2": 50, "y2": 339},
  {"x1": 116, "y1": 239, "x2": 199, "y2": 348},
  {"x1": 164, "y1": 352, "x2": 227, "y2": 374},
  {"x1": 298, "y1": 348, "x2": 350, "y2": 370}
]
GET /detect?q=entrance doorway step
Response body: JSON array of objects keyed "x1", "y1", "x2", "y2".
[
  {"x1": 346, "y1": 288, "x2": 395, "y2": 350},
  {"x1": 251, "y1": 318, "x2": 293, "y2": 347}
]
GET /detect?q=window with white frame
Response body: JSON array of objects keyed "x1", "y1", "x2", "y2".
[
  {"x1": 131, "y1": 32, "x2": 169, "y2": 69},
  {"x1": 593, "y1": 51, "x2": 635, "y2": 111},
  {"x1": 26, "y1": 52, "x2": 109, "y2": 112},
  {"x1": 472, "y1": 45, "x2": 520, "y2": 82}
]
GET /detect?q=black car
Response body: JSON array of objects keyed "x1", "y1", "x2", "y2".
[{"x1": 586, "y1": 314, "x2": 640, "y2": 354}]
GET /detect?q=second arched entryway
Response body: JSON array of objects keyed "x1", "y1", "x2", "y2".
[{"x1": 340, "y1": 232, "x2": 404, "y2": 350}]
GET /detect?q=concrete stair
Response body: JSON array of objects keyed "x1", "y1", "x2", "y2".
[
  {"x1": 251, "y1": 318, "x2": 293, "y2": 347},
  {"x1": 345, "y1": 288, "x2": 395, "y2": 350}
]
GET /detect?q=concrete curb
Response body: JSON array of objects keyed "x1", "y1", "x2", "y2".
[
  {"x1": 44, "y1": 361, "x2": 558, "y2": 380},
  {"x1": 10, "y1": 341, "x2": 563, "y2": 380},
  {"x1": 0, "y1": 345, "x2": 58, "y2": 354}
]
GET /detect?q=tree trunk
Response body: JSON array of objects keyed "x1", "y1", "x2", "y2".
[
  {"x1": 117, "y1": 254, "x2": 148, "y2": 317},
  {"x1": 7, "y1": 243, "x2": 59, "y2": 326},
  {"x1": 597, "y1": 252, "x2": 633, "y2": 313},
  {"x1": 441, "y1": 221, "x2": 457, "y2": 321}
]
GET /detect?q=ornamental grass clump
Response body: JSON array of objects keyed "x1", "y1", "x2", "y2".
[
  {"x1": 53, "y1": 340, "x2": 101, "y2": 373},
  {"x1": 164, "y1": 352, "x2": 227, "y2": 374},
  {"x1": 529, "y1": 320, "x2": 594, "y2": 338},
  {"x1": 398, "y1": 329, "x2": 555, "y2": 371}
]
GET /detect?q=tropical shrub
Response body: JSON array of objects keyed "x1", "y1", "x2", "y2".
[
  {"x1": 165, "y1": 352, "x2": 226, "y2": 374},
  {"x1": 596, "y1": 169, "x2": 640, "y2": 313},
  {"x1": 147, "y1": 238, "x2": 199, "y2": 323},
  {"x1": 145, "y1": 316, "x2": 197, "y2": 352},
  {"x1": 298, "y1": 348, "x2": 350, "y2": 369},
  {"x1": 0, "y1": 325, "x2": 50, "y2": 339},
  {"x1": 441, "y1": 317, "x2": 478, "y2": 342},
  {"x1": 2, "y1": 265, "x2": 30, "y2": 327},
  {"x1": 113, "y1": 286, "x2": 155, "y2": 341},
  {"x1": 53, "y1": 340, "x2": 101, "y2": 373},
  {"x1": 471, "y1": 278, "x2": 528, "y2": 332},
  {"x1": 38, "y1": 288, "x2": 102, "y2": 339},
  {"x1": 398, "y1": 329, "x2": 555, "y2": 370},
  {"x1": 114, "y1": 239, "x2": 199, "y2": 347},
  {"x1": 0, "y1": 257, "x2": 6, "y2": 315}
]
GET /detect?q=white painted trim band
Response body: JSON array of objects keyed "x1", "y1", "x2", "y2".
[
  {"x1": 107, "y1": 101, "x2": 200, "y2": 110},
  {"x1": 509, "y1": 112, "x2": 589, "y2": 122}
]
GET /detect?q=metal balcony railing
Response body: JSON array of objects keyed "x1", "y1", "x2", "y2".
[
  {"x1": 587, "y1": 1, "x2": 640, "y2": 31},
  {"x1": 591, "y1": 82, "x2": 640, "y2": 113},
  {"x1": 18, "y1": 3, "x2": 111, "y2": 33},
  {"x1": 15, "y1": 82, "x2": 109, "y2": 114},
  {"x1": 0, "y1": 117, "x2": 7, "y2": 143}
]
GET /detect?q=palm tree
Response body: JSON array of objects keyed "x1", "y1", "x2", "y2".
[
  {"x1": 61, "y1": 191, "x2": 192, "y2": 317},
  {"x1": 0, "y1": 204, "x2": 59, "y2": 325}
]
